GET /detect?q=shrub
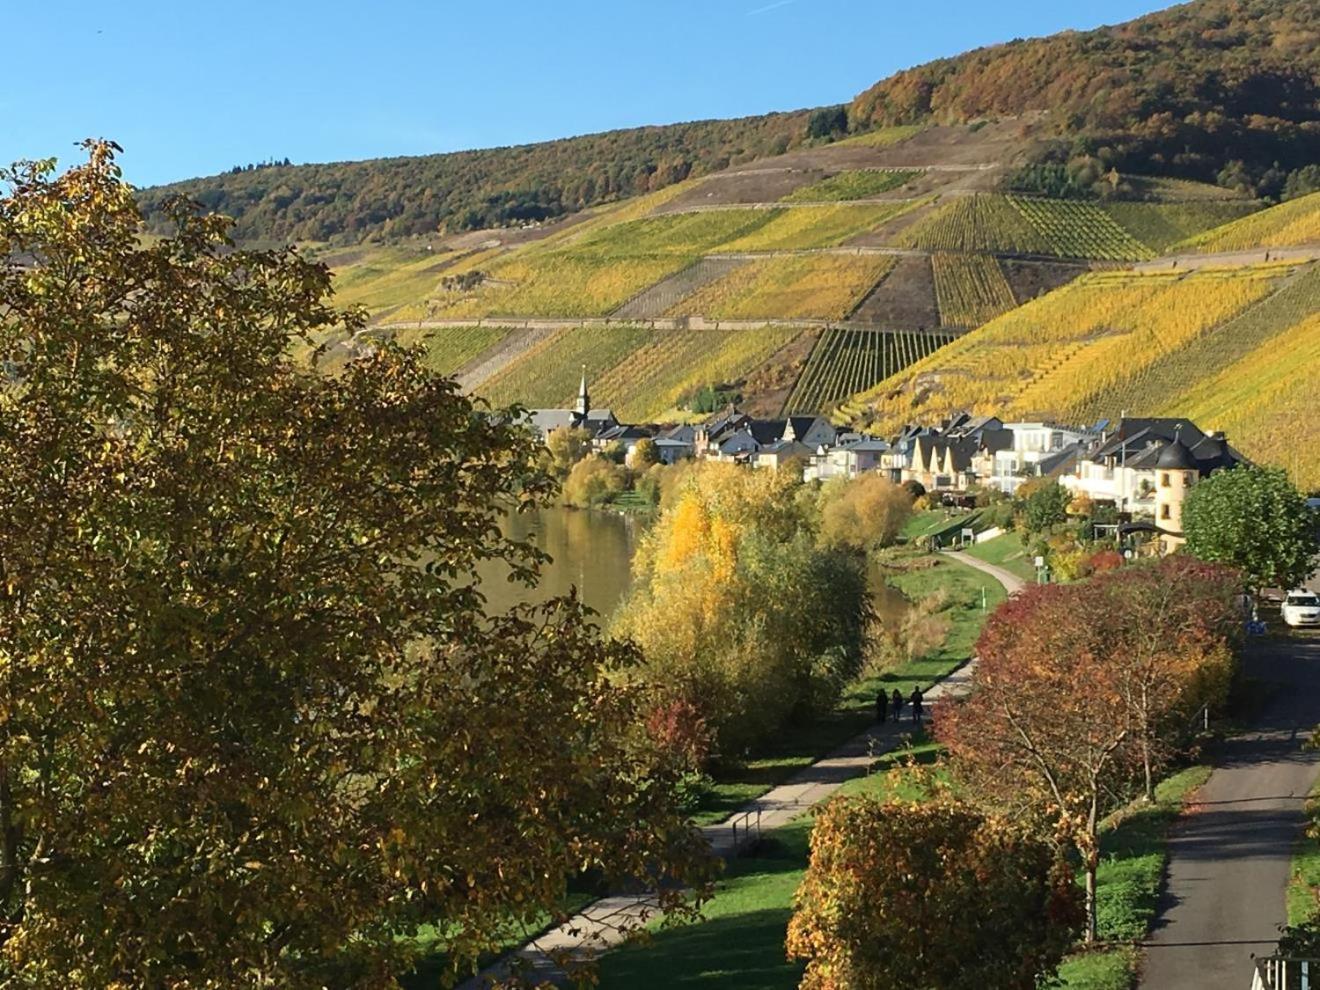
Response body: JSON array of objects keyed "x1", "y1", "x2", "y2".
[{"x1": 788, "y1": 796, "x2": 1081, "y2": 990}]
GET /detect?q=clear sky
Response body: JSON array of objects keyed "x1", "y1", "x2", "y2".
[{"x1": 4, "y1": 0, "x2": 1179, "y2": 188}]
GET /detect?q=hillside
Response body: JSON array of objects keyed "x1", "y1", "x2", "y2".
[
  {"x1": 851, "y1": 0, "x2": 1320, "y2": 196},
  {"x1": 138, "y1": 0, "x2": 1320, "y2": 247},
  {"x1": 136, "y1": 112, "x2": 819, "y2": 245}
]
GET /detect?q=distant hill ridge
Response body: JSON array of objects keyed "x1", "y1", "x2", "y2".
[{"x1": 138, "y1": 0, "x2": 1320, "y2": 247}]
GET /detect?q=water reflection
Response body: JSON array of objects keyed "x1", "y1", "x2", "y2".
[{"x1": 474, "y1": 506, "x2": 644, "y2": 620}]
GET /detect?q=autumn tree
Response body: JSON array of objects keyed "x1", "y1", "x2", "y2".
[
  {"x1": 787, "y1": 796, "x2": 1082, "y2": 990},
  {"x1": 934, "y1": 583, "x2": 1132, "y2": 943},
  {"x1": 562, "y1": 454, "x2": 628, "y2": 507},
  {"x1": 817, "y1": 473, "x2": 914, "y2": 551},
  {"x1": 1097, "y1": 557, "x2": 1240, "y2": 801},
  {"x1": 1183, "y1": 465, "x2": 1317, "y2": 597},
  {"x1": 615, "y1": 463, "x2": 872, "y2": 754},
  {"x1": 0, "y1": 144, "x2": 710, "y2": 988},
  {"x1": 544, "y1": 425, "x2": 594, "y2": 478}
]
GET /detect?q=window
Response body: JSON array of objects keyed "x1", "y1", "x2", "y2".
[
  {"x1": 1160, "y1": 504, "x2": 1171, "y2": 520},
  {"x1": 1184, "y1": 472, "x2": 1195, "y2": 486},
  {"x1": 1161, "y1": 472, "x2": 1171, "y2": 488}
]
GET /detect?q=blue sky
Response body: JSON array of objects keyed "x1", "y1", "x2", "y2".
[{"x1": 4, "y1": 0, "x2": 1178, "y2": 187}]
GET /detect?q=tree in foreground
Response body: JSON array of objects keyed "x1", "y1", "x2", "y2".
[
  {"x1": 0, "y1": 144, "x2": 709, "y2": 988},
  {"x1": 1183, "y1": 465, "x2": 1317, "y2": 597},
  {"x1": 787, "y1": 796, "x2": 1082, "y2": 990},
  {"x1": 934, "y1": 558, "x2": 1239, "y2": 942}
]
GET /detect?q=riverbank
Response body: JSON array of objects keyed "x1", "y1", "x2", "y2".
[{"x1": 691, "y1": 553, "x2": 1006, "y2": 825}]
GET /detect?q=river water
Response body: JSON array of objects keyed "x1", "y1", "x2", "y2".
[{"x1": 473, "y1": 506, "x2": 911, "y2": 626}]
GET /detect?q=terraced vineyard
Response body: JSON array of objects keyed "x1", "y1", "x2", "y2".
[
  {"x1": 1179, "y1": 191, "x2": 1320, "y2": 253},
  {"x1": 782, "y1": 169, "x2": 921, "y2": 203},
  {"x1": 931, "y1": 254, "x2": 1017, "y2": 327},
  {"x1": 668, "y1": 254, "x2": 896, "y2": 320},
  {"x1": 589, "y1": 327, "x2": 804, "y2": 421},
  {"x1": 477, "y1": 324, "x2": 656, "y2": 407},
  {"x1": 1008, "y1": 197, "x2": 1154, "y2": 261},
  {"x1": 1102, "y1": 201, "x2": 1258, "y2": 253},
  {"x1": 897, "y1": 194, "x2": 1049, "y2": 255},
  {"x1": 717, "y1": 202, "x2": 918, "y2": 251},
  {"x1": 1073, "y1": 263, "x2": 1320, "y2": 422},
  {"x1": 845, "y1": 264, "x2": 1291, "y2": 435},
  {"x1": 785, "y1": 328, "x2": 957, "y2": 415},
  {"x1": 612, "y1": 258, "x2": 751, "y2": 318},
  {"x1": 390, "y1": 325, "x2": 510, "y2": 376}
]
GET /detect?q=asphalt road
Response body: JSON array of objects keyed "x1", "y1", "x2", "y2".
[{"x1": 1140, "y1": 636, "x2": 1320, "y2": 989}]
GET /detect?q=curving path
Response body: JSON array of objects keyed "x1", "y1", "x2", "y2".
[
  {"x1": 462, "y1": 555, "x2": 1021, "y2": 988},
  {"x1": 1139, "y1": 636, "x2": 1320, "y2": 989}
]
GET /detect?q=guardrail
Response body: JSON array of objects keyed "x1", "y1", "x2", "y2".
[
  {"x1": 729, "y1": 808, "x2": 762, "y2": 854},
  {"x1": 1253, "y1": 957, "x2": 1319, "y2": 989}
]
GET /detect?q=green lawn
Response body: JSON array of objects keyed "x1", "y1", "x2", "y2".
[
  {"x1": 597, "y1": 745, "x2": 941, "y2": 990},
  {"x1": 900, "y1": 508, "x2": 979, "y2": 542},
  {"x1": 963, "y1": 531, "x2": 1037, "y2": 583},
  {"x1": 693, "y1": 555, "x2": 1006, "y2": 825},
  {"x1": 598, "y1": 749, "x2": 1210, "y2": 989}
]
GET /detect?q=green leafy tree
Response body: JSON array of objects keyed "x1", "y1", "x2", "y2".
[
  {"x1": 1183, "y1": 466, "x2": 1318, "y2": 595},
  {"x1": 0, "y1": 143, "x2": 709, "y2": 988},
  {"x1": 787, "y1": 796, "x2": 1082, "y2": 990},
  {"x1": 563, "y1": 454, "x2": 628, "y2": 507},
  {"x1": 1017, "y1": 480, "x2": 1072, "y2": 535}
]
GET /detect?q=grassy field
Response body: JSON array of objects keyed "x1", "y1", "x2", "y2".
[
  {"x1": 1179, "y1": 191, "x2": 1320, "y2": 253},
  {"x1": 961, "y1": 532, "x2": 1037, "y2": 583},
  {"x1": 786, "y1": 328, "x2": 956, "y2": 415},
  {"x1": 669, "y1": 254, "x2": 896, "y2": 320},
  {"x1": 931, "y1": 252, "x2": 1018, "y2": 327},
  {"x1": 782, "y1": 169, "x2": 921, "y2": 203},
  {"x1": 833, "y1": 124, "x2": 927, "y2": 148},
  {"x1": 847, "y1": 264, "x2": 1288, "y2": 436},
  {"x1": 717, "y1": 203, "x2": 919, "y2": 251}
]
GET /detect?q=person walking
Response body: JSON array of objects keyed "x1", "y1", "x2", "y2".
[
  {"x1": 910, "y1": 687, "x2": 924, "y2": 726},
  {"x1": 875, "y1": 689, "x2": 888, "y2": 723},
  {"x1": 890, "y1": 688, "x2": 904, "y2": 723}
]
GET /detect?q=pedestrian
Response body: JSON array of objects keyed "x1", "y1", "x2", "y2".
[
  {"x1": 910, "y1": 687, "x2": 924, "y2": 726},
  {"x1": 890, "y1": 688, "x2": 904, "y2": 723},
  {"x1": 875, "y1": 689, "x2": 888, "y2": 724}
]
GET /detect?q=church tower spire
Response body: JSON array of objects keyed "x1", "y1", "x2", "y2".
[{"x1": 575, "y1": 365, "x2": 590, "y2": 419}]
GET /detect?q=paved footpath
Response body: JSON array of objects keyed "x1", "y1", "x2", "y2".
[
  {"x1": 1140, "y1": 637, "x2": 1320, "y2": 990},
  {"x1": 464, "y1": 554, "x2": 1021, "y2": 987}
]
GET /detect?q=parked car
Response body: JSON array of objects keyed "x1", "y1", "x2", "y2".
[{"x1": 1282, "y1": 591, "x2": 1320, "y2": 628}]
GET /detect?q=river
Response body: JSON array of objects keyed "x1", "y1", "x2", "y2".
[{"x1": 473, "y1": 506, "x2": 911, "y2": 626}]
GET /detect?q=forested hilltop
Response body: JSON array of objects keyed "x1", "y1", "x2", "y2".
[
  {"x1": 138, "y1": 0, "x2": 1320, "y2": 246},
  {"x1": 135, "y1": 111, "x2": 819, "y2": 244},
  {"x1": 852, "y1": 0, "x2": 1320, "y2": 196}
]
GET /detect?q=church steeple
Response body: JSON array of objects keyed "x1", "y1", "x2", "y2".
[{"x1": 575, "y1": 365, "x2": 590, "y2": 419}]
